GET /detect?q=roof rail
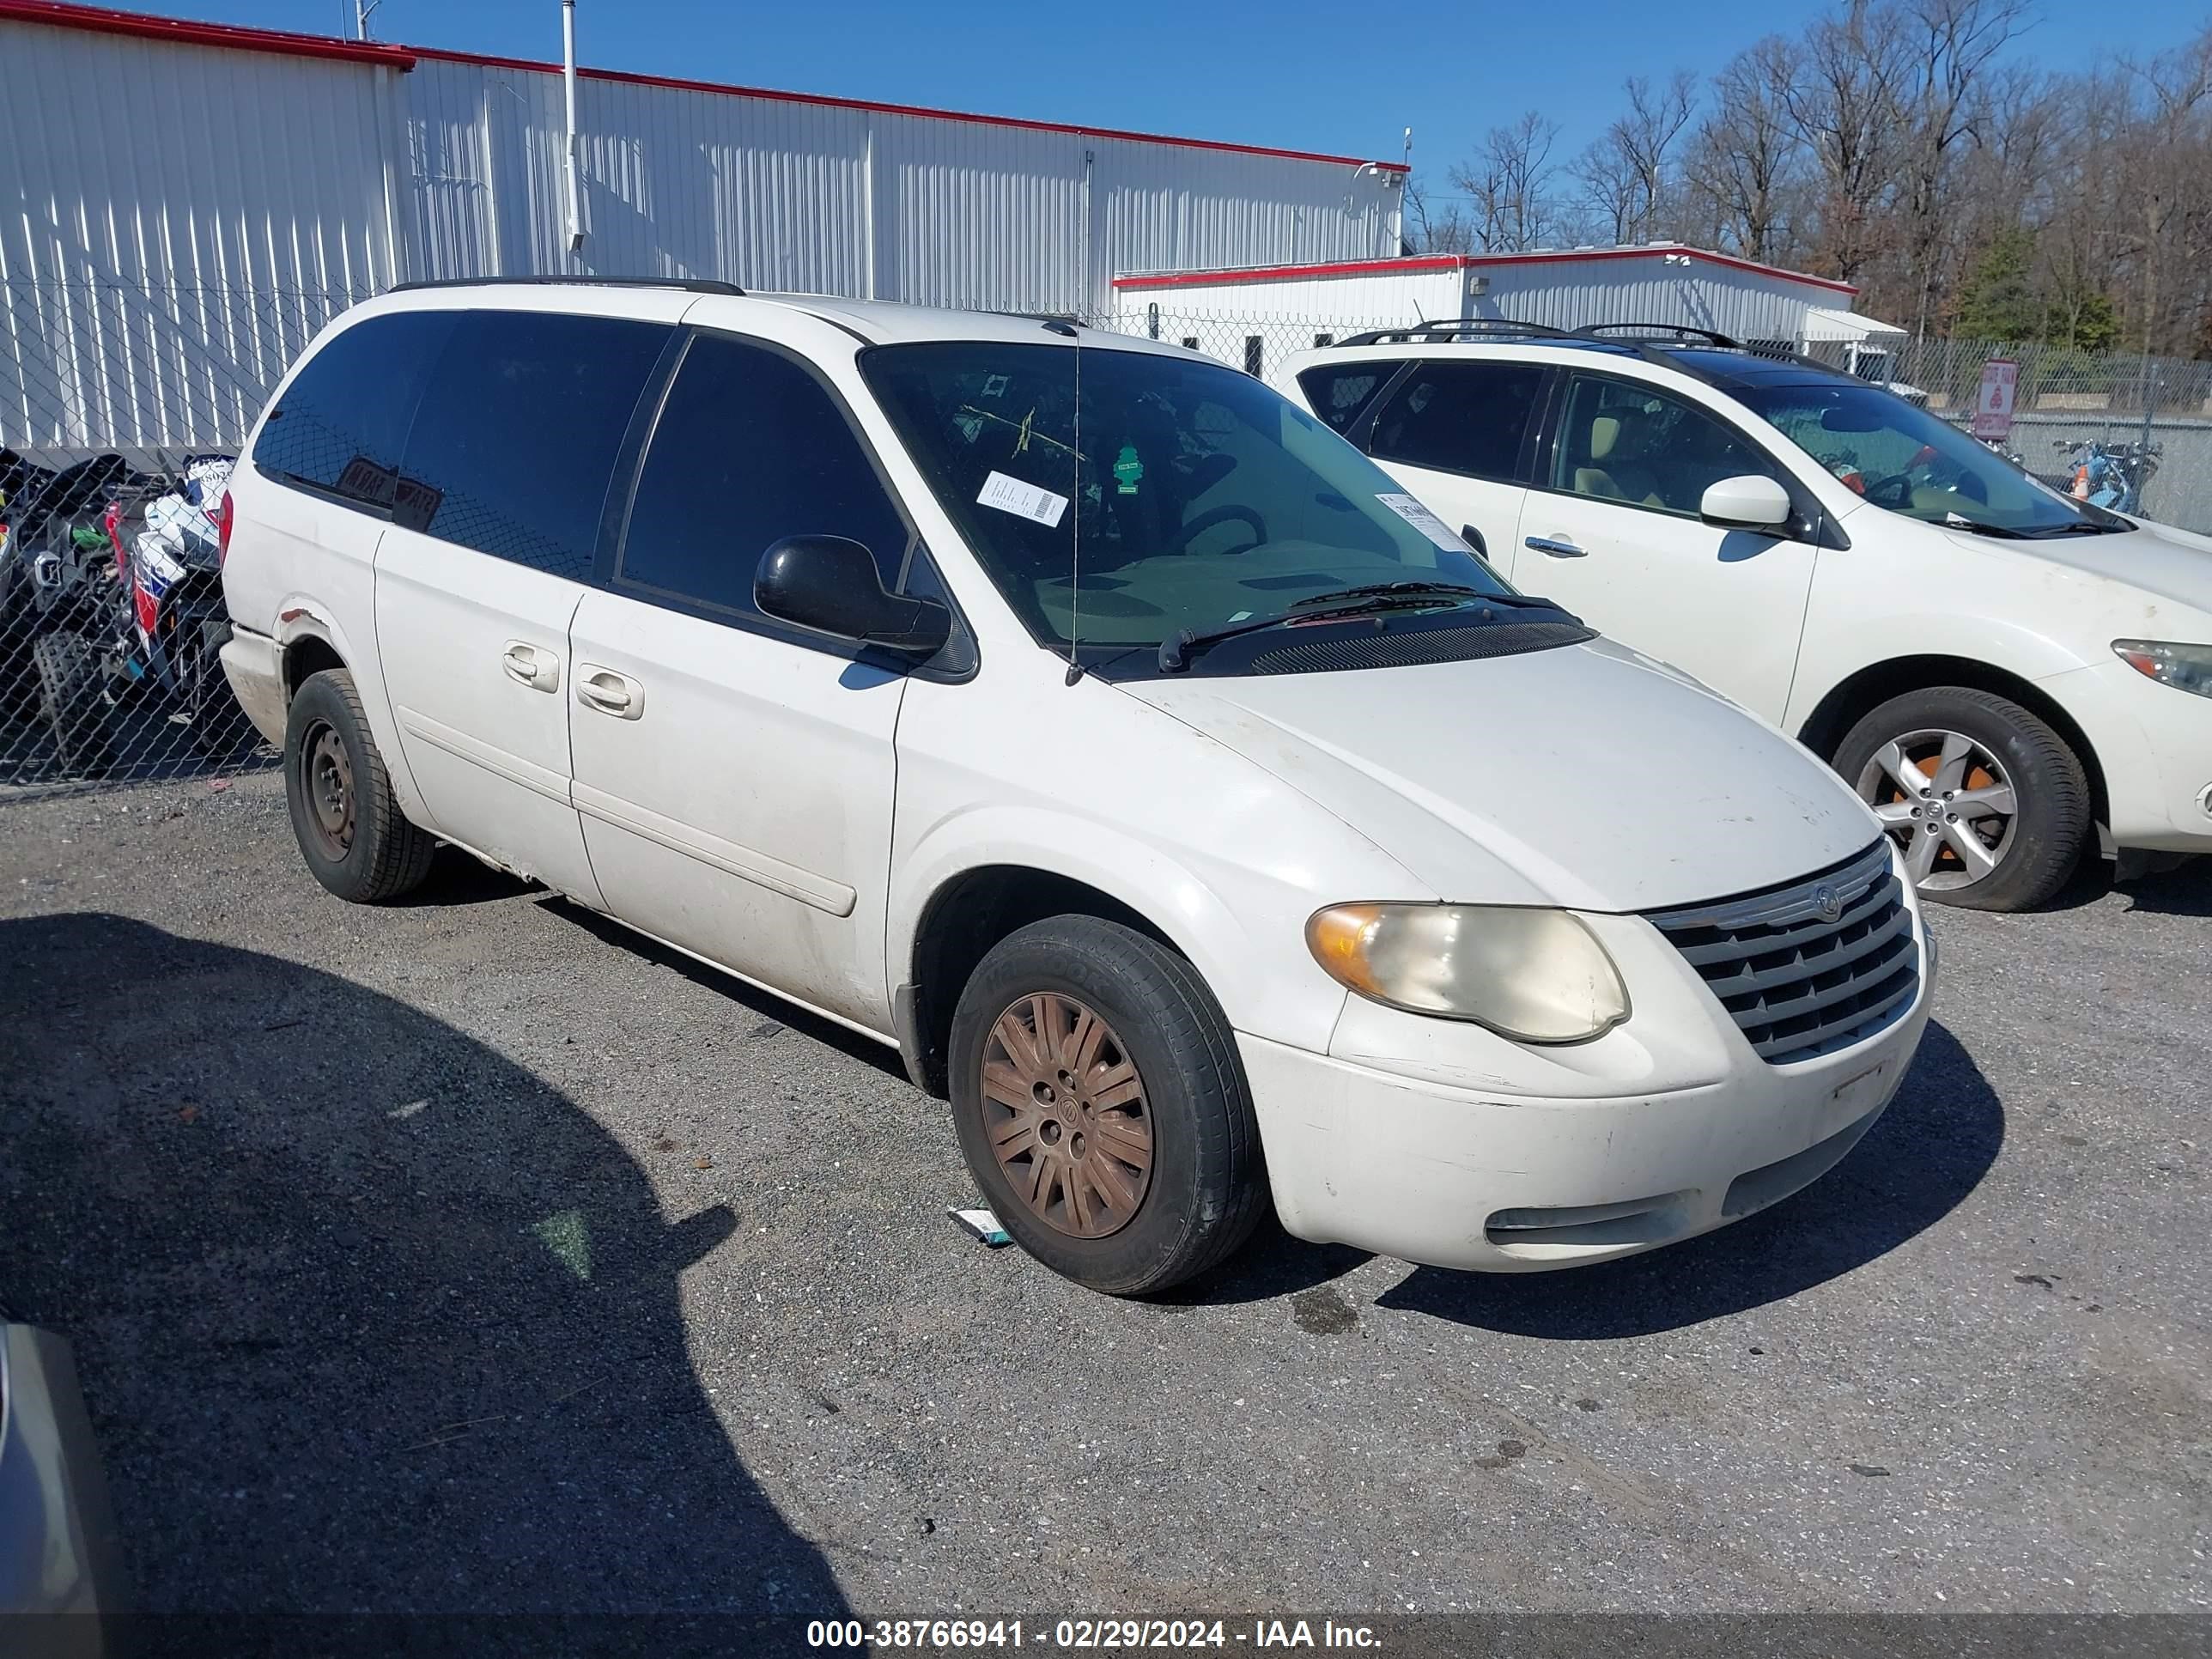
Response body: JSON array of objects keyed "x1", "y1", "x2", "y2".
[
  {"x1": 1572, "y1": 320, "x2": 1850, "y2": 378},
  {"x1": 386, "y1": 276, "x2": 746, "y2": 296},
  {"x1": 1336, "y1": 319, "x2": 1571, "y2": 347},
  {"x1": 1571, "y1": 322, "x2": 1741, "y2": 347}
]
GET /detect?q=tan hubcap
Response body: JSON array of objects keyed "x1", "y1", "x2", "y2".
[{"x1": 981, "y1": 993, "x2": 1153, "y2": 1238}]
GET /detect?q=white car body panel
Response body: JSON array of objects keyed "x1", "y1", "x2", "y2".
[{"x1": 1274, "y1": 340, "x2": 2212, "y2": 861}]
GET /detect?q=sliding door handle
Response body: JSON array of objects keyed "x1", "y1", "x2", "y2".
[{"x1": 576, "y1": 665, "x2": 643, "y2": 720}]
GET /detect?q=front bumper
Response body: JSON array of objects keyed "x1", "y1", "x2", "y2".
[
  {"x1": 2045, "y1": 657, "x2": 2212, "y2": 854},
  {"x1": 1242, "y1": 905, "x2": 1935, "y2": 1273}
]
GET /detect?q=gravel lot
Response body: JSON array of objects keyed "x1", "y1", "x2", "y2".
[{"x1": 3, "y1": 771, "x2": 2208, "y2": 1625}]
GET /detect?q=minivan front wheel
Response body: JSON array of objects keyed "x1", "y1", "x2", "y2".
[
  {"x1": 1835, "y1": 686, "x2": 2089, "y2": 912},
  {"x1": 949, "y1": 916, "x2": 1266, "y2": 1295},
  {"x1": 284, "y1": 668, "x2": 438, "y2": 903}
]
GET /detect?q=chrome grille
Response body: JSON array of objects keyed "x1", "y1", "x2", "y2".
[{"x1": 1643, "y1": 842, "x2": 1920, "y2": 1066}]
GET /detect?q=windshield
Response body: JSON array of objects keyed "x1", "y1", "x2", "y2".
[
  {"x1": 1739, "y1": 381, "x2": 2113, "y2": 536},
  {"x1": 861, "y1": 341, "x2": 1510, "y2": 653}
]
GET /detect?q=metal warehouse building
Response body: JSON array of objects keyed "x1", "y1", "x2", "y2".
[
  {"x1": 0, "y1": 0, "x2": 1406, "y2": 454},
  {"x1": 1108, "y1": 246, "x2": 1904, "y2": 382}
]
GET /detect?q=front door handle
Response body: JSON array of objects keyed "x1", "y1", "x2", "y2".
[
  {"x1": 576, "y1": 665, "x2": 643, "y2": 720},
  {"x1": 1524, "y1": 535, "x2": 1588, "y2": 558},
  {"x1": 501, "y1": 641, "x2": 560, "y2": 692}
]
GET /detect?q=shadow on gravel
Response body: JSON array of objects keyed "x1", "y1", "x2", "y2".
[
  {"x1": 1376, "y1": 1020, "x2": 2002, "y2": 1340},
  {"x1": 0, "y1": 912, "x2": 848, "y2": 1620},
  {"x1": 2112, "y1": 859, "x2": 2212, "y2": 918},
  {"x1": 548, "y1": 896, "x2": 911, "y2": 1082}
]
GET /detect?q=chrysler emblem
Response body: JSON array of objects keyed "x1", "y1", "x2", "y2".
[{"x1": 1814, "y1": 884, "x2": 1843, "y2": 922}]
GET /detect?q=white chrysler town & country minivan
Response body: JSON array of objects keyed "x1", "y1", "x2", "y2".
[{"x1": 220, "y1": 280, "x2": 1933, "y2": 1294}]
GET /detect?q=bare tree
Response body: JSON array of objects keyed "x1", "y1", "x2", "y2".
[
  {"x1": 1893, "y1": 0, "x2": 2037, "y2": 343},
  {"x1": 1424, "y1": 4, "x2": 2212, "y2": 360},
  {"x1": 1780, "y1": 0, "x2": 1907, "y2": 283},
  {"x1": 1684, "y1": 38, "x2": 1807, "y2": 263},
  {"x1": 1449, "y1": 112, "x2": 1563, "y2": 252},
  {"x1": 1401, "y1": 176, "x2": 1475, "y2": 254}
]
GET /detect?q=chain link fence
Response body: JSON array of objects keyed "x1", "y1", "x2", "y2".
[
  {"x1": 6, "y1": 280, "x2": 2209, "y2": 800},
  {"x1": 3, "y1": 278, "x2": 368, "y2": 799},
  {"x1": 1101, "y1": 307, "x2": 2212, "y2": 533}
]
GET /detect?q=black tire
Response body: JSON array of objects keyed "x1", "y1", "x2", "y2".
[
  {"x1": 284, "y1": 666, "x2": 438, "y2": 903},
  {"x1": 949, "y1": 916, "x2": 1266, "y2": 1296},
  {"x1": 1833, "y1": 686, "x2": 2090, "y2": 912},
  {"x1": 32, "y1": 631, "x2": 112, "y2": 777}
]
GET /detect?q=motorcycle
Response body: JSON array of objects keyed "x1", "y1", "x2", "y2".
[
  {"x1": 1, "y1": 452, "x2": 253, "y2": 777},
  {"x1": 2053, "y1": 438, "x2": 2160, "y2": 515}
]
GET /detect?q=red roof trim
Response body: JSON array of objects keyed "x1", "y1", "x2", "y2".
[
  {"x1": 1, "y1": 1, "x2": 1407, "y2": 173},
  {"x1": 1115, "y1": 246, "x2": 1858, "y2": 298},
  {"x1": 1456, "y1": 245, "x2": 1857, "y2": 296},
  {"x1": 0, "y1": 0, "x2": 416, "y2": 69},
  {"x1": 402, "y1": 46, "x2": 1407, "y2": 173},
  {"x1": 1114, "y1": 256, "x2": 1468, "y2": 290}
]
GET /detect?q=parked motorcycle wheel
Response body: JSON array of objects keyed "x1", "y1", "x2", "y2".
[{"x1": 32, "y1": 632, "x2": 113, "y2": 778}]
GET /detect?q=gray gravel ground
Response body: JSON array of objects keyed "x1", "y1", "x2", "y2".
[{"x1": 3, "y1": 772, "x2": 2208, "y2": 1626}]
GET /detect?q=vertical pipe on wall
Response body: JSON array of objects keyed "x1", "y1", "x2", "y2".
[{"x1": 561, "y1": 0, "x2": 584, "y2": 253}]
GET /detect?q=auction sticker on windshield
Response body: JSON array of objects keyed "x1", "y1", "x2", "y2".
[
  {"x1": 978, "y1": 471, "x2": 1070, "y2": 528},
  {"x1": 1376, "y1": 491, "x2": 1473, "y2": 552}
]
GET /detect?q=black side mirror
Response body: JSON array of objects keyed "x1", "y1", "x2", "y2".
[{"x1": 754, "y1": 535, "x2": 952, "y2": 659}]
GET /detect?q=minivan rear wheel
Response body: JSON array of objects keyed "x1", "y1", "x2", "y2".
[
  {"x1": 948, "y1": 916, "x2": 1266, "y2": 1295},
  {"x1": 284, "y1": 667, "x2": 438, "y2": 903},
  {"x1": 1834, "y1": 686, "x2": 2088, "y2": 912}
]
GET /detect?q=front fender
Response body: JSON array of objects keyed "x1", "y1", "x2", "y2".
[
  {"x1": 889, "y1": 801, "x2": 1353, "y2": 1054},
  {"x1": 888, "y1": 671, "x2": 1436, "y2": 1054}
]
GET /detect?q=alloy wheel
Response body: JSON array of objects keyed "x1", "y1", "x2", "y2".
[
  {"x1": 1856, "y1": 727, "x2": 2017, "y2": 891},
  {"x1": 980, "y1": 993, "x2": 1154, "y2": 1239}
]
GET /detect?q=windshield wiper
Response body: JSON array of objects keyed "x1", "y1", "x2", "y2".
[
  {"x1": 1157, "y1": 589, "x2": 1568, "y2": 673},
  {"x1": 1941, "y1": 513, "x2": 2031, "y2": 539},
  {"x1": 1286, "y1": 580, "x2": 1576, "y2": 615},
  {"x1": 1286, "y1": 579, "x2": 1487, "y2": 608}
]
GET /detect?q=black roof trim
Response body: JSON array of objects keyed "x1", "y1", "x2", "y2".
[{"x1": 388, "y1": 276, "x2": 746, "y2": 296}]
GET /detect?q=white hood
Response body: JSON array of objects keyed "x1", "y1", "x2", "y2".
[
  {"x1": 1126, "y1": 638, "x2": 1881, "y2": 914},
  {"x1": 1940, "y1": 517, "x2": 2212, "y2": 619}
]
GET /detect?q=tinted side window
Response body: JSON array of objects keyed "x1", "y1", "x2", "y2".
[
  {"x1": 253, "y1": 311, "x2": 453, "y2": 507},
  {"x1": 396, "y1": 310, "x2": 670, "y2": 578},
  {"x1": 1552, "y1": 375, "x2": 1785, "y2": 517},
  {"x1": 1297, "y1": 362, "x2": 1399, "y2": 436},
  {"x1": 1370, "y1": 362, "x2": 1547, "y2": 480},
  {"x1": 617, "y1": 332, "x2": 909, "y2": 617}
]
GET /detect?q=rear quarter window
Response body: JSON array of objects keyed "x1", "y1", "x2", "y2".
[
  {"x1": 252, "y1": 310, "x2": 455, "y2": 507},
  {"x1": 1297, "y1": 362, "x2": 1399, "y2": 436}
]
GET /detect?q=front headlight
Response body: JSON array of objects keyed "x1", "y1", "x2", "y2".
[
  {"x1": 2113, "y1": 639, "x2": 2212, "y2": 700},
  {"x1": 1305, "y1": 902, "x2": 1630, "y2": 1044}
]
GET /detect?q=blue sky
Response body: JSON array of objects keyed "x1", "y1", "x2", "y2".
[{"x1": 122, "y1": 0, "x2": 2212, "y2": 172}]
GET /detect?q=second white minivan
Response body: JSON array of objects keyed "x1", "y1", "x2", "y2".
[{"x1": 221, "y1": 281, "x2": 1932, "y2": 1294}]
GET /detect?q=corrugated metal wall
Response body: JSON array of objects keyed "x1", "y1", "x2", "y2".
[
  {"x1": 0, "y1": 11, "x2": 1397, "y2": 453},
  {"x1": 0, "y1": 19, "x2": 401, "y2": 451},
  {"x1": 1471, "y1": 259, "x2": 1838, "y2": 341}
]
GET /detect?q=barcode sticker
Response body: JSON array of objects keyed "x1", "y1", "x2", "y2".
[
  {"x1": 978, "y1": 470, "x2": 1070, "y2": 527},
  {"x1": 1376, "y1": 491, "x2": 1473, "y2": 551}
]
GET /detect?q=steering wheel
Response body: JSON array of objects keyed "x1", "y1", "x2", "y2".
[
  {"x1": 1164, "y1": 503, "x2": 1267, "y2": 556},
  {"x1": 1861, "y1": 472, "x2": 1915, "y2": 509}
]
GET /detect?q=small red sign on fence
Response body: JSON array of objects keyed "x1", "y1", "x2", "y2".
[{"x1": 1972, "y1": 359, "x2": 2020, "y2": 440}]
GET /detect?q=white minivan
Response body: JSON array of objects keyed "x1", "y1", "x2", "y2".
[{"x1": 220, "y1": 281, "x2": 1932, "y2": 1294}]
